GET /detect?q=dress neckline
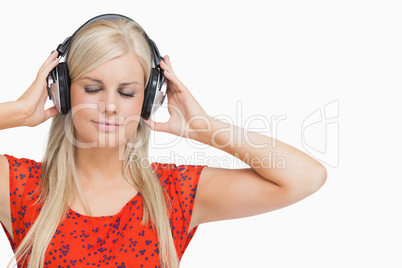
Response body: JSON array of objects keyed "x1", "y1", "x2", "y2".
[{"x1": 67, "y1": 191, "x2": 142, "y2": 219}]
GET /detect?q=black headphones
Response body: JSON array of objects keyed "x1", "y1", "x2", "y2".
[{"x1": 47, "y1": 14, "x2": 166, "y2": 119}]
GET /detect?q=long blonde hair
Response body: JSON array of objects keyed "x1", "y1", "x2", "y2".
[{"x1": 8, "y1": 18, "x2": 178, "y2": 268}]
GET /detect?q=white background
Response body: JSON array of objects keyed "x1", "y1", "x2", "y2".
[{"x1": 0, "y1": 0, "x2": 401, "y2": 267}]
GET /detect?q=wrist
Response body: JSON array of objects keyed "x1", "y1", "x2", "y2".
[
  {"x1": 187, "y1": 114, "x2": 214, "y2": 143},
  {"x1": 189, "y1": 115, "x2": 233, "y2": 148},
  {"x1": 11, "y1": 101, "x2": 31, "y2": 127},
  {"x1": 0, "y1": 101, "x2": 28, "y2": 130}
]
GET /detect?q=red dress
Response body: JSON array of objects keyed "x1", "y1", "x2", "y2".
[{"x1": 1, "y1": 154, "x2": 207, "y2": 267}]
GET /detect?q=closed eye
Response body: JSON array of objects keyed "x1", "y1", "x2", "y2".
[
  {"x1": 84, "y1": 87, "x2": 135, "y2": 98},
  {"x1": 119, "y1": 91, "x2": 135, "y2": 97}
]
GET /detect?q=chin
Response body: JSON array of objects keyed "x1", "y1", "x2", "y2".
[{"x1": 73, "y1": 125, "x2": 131, "y2": 149}]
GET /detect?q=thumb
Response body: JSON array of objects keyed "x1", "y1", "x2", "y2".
[
  {"x1": 44, "y1": 106, "x2": 60, "y2": 121},
  {"x1": 143, "y1": 118, "x2": 156, "y2": 130},
  {"x1": 143, "y1": 118, "x2": 169, "y2": 133}
]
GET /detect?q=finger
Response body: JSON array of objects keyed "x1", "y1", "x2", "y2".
[
  {"x1": 44, "y1": 106, "x2": 60, "y2": 121},
  {"x1": 160, "y1": 55, "x2": 175, "y2": 75},
  {"x1": 163, "y1": 70, "x2": 186, "y2": 94},
  {"x1": 162, "y1": 69, "x2": 176, "y2": 82},
  {"x1": 163, "y1": 55, "x2": 172, "y2": 67},
  {"x1": 38, "y1": 57, "x2": 59, "y2": 80},
  {"x1": 144, "y1": 118, "x2": 169, "y2": 133},
  {"x1": 143, "y1": 118, "x2": 154, "y2": 130},
  {"x1": 39, "y1": 50, "x2": 59, "y2": 72}
]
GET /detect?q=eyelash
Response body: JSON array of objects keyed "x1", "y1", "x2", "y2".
[{"x1": 84, "y1": 88, "x2": 135, "y2": 98}]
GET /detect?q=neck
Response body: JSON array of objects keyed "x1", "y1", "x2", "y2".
[{"x1": 75, "y1": 145, "x2": 127, "y2": 186}]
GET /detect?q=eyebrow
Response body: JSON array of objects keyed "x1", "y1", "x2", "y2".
[{"x1": 80, "y1": 76, "x2": 141, "y2": 86}]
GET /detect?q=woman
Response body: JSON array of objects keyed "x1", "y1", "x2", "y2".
[{"x1": 0, "y1": 14, "x2": 327, "y2": 268}]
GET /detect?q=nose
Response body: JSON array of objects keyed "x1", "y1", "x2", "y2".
[
  {"x1": 99, "y1": 91, "x2": 118, "y2": 115},
  {"x1": 106, "y1": 103, "x2": 117, "y2": 113}
]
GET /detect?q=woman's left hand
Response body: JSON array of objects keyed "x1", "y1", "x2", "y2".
[{"x1": 143, "y1": 55, "x2": 211, "y2": 140}]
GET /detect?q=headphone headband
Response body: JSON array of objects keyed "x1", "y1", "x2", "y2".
[{"x1": 56, "y1": 13, "x2": 162, "y2": 67}]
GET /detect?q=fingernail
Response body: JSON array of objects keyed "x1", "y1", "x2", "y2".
[{"x1": 51, "y1": 50, "x2": 55, "y2": 55}]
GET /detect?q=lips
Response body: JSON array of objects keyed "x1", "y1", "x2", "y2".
[
  {"x1": 93, "y1": 121, "x2": 121, "y2": 132},
  {"x1": 93, "y1": 121, "x2": 121, "y2": 126}
]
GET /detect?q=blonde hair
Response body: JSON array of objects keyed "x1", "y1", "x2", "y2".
[{"x1": 8, "y1": 19, "x2": 178, "y2": 268}]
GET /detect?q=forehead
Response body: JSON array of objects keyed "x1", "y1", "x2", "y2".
[{"x1": 83, "y1": 53, "x2": 145, "y2": 86}]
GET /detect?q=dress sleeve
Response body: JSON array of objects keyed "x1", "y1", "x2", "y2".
[
  {"x1": 3, "y1": 154, "x2": 41, "y2": 249},
  {"x1": 151, "y1": 162, "x2": 207, "y2": 259}
]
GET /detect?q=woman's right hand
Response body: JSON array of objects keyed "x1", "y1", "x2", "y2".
[{"x1": 16, "y1": 50, "x2": 60, "y2": 127}]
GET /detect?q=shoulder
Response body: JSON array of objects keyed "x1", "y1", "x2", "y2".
[
  {"x1": 0, "y1": 154, "x2": 41, "y2": 230},
  {"x1": 1, "y1": 154, "x2": 41, "y2": 191},
  {"x1": 151, "y1": 162, "x2": 207, "y2": 196},
  {"x1": 3, "y1": 154, "x2": 41, "y2": 178},
  {"x1": 2, "y1": 154, "x2": 41, "y2": 170}
]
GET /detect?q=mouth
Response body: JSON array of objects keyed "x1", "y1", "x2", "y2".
[
  {"x1": 93, "y1": 121, "x2": 122, "y2": 131},
  {"x1": 93, "y1": 120, "x2": 121, "y2": 126}
]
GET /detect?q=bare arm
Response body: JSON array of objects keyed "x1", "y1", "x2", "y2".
[{"x1": 0, "y1": 51, "x2": 60, "y2": 227}]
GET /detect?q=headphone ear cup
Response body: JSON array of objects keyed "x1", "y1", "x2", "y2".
[
  {"x1": 141, "y1": 68, "x2": 160, "y2": 119},
  {"x1": 57, "y1": 62, "x2": 71, "y2": 114}
]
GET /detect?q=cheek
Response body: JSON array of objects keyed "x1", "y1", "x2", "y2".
[
  {"x1": 70, "y1": 84, "x2": 81, "y2": 107},
  {"x1": 72, "y1": 109, "x2": 96, "y2": 141},
  {"x1": 70, "y1": 90, "x2": 95, "y2": 130},
  {"x1": 122, "y1": 94, "x2": 145, "y2": 140},
  {"x1": 120, "y1": 93, "x2": 145, "y2": 120},
  {"x1": 124, "y1": 121, "x2": 140, "y2": 141}
]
